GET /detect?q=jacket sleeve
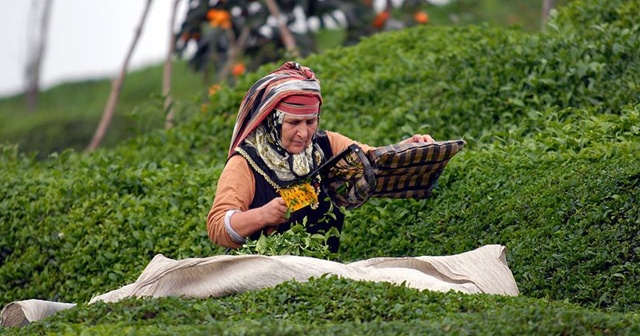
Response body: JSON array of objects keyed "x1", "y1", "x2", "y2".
[
  {"x1": 206, "y1": 155, "x2": 255, "y2": 249},
  {"x1": 325, "y1": 130, "x2": 375, "y2": 155}
]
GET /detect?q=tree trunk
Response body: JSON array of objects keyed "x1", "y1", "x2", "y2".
[
  {"x1": 218, "y1": 25, "x2": 251, "y2": 83},
  {"x1": 86, "y1": 0, "x2": 153, "y2": 152},
  {"x1": 164, "y1": 0, "x2": 181, "y2": 129},
  {"x1": 541, "y1": 0, "x2": 556, "y2": 30},
  {"x1": 263, "y1": 0, "x2": 299, "y2": 57},
  {"x1": 25, "y1": 0, "x2": 53, "y2": 111}
]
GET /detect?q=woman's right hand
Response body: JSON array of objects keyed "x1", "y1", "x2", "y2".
[{"x1": 260, "y1": 197, "x2": 289, "y2": 227}]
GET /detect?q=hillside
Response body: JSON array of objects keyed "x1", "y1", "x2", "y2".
[
  {"x1": 0, "y1": 0, "x2": 570, "y2": 159},
  {"x1": 0, "y1": 62, "x2": 204, "y2": 159},
  {"x1": 1, "y1": 0, "x2": 639, "y2": 334}
]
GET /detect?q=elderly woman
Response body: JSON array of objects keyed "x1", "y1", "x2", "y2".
[{"x1": 207, "y1": 62, "x2": 435, "y2": 253}]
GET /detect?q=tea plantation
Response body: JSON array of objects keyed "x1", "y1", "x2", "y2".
[{"x1": 1, "y1": 0, "x2": 639, "y2": 334}]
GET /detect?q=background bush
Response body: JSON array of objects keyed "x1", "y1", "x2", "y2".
[{"x1": 1, "y1": 0, "x2": 639, "y2": 333}]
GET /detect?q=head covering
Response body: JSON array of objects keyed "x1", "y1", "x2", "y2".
[
  {"x1": 275, "y1": 95, "x2": 320, "y2": 116},
  {"x1": 228, "y1": 61, "x2": 323, "y2": 158}
]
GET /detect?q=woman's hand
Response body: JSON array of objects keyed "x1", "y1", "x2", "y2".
[
  {"x1": 224, "y1": 197, "x2": 289, "y2": 240},
  {"x1": 400, "y1": 134, "x2": 435, "y2": 144},
  {"x1": 260, "y1": 197, "x2": 289, "y2": 227}
]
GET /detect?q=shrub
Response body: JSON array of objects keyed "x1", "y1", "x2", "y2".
[{"x1": 1, "y1": 1, "x2": 639, "y2": 333}]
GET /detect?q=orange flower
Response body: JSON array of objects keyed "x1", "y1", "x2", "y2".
[
  {"x1": 231, "y1": 62, "x2": 245, "y2": 77},
  {"x1": 208, "y1": 84, "x2": 221, "y2": 96},
  {"x1": 207, "y1": 9, "x2": 232, "y2": 29},
  {"x1": 181, "y1": 31, "x2": 201, "y2": 41},
  {"x1": 414, "y1": 11, "x2": 429, "y2": 24},
  {"x1": 372, "y1": 11, "x2": 389, "y2": 29}
]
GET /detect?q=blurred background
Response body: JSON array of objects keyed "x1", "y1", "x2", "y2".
[
  {"x1": 0, "y1": 0, "x2": 187, "y2": 97},
  {"x1": 0, "y1": 0, "x2": 566, "y2": 157}
]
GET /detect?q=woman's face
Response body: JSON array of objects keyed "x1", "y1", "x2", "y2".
[{"x1": 280, "y1": 114, "x2": 318, "y2": 154}]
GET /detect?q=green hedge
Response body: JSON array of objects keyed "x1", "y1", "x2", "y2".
[
  {"x1": 11, "y1": 277, "x2": 640, "y2": 336},
  {"x1": 343, "y1": 104, "x2": 640, "y2": 311},
  {"x1": 1, "y1": 0, "x2": 640, "y2": 333}
]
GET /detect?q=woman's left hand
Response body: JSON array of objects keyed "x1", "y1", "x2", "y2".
[{"x1": 400, "y1": 134, "x2": 435, "y2": 144}]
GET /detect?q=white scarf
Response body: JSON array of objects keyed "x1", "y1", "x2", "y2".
[{"x1": 243, "y1": 125, "x2": 322, "y2": 182}]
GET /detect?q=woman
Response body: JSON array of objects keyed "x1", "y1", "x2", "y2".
[{"x1": 207, "y1": 62, "x2": 434, "y2": 253}]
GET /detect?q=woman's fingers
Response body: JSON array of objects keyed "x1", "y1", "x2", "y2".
[
  {"x1": 402, "y1": 134, "x2": 436, "y2": 144},
  {"x1": 421, "y1": 134, "x2": 435, "y2": 143},
  {"x1": 266, "y1": 197, "x2": 289, "y2": 224}
]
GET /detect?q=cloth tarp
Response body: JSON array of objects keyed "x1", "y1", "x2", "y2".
[{"x1": 1, "y1": 244, "x2": 518, "y2": 328}]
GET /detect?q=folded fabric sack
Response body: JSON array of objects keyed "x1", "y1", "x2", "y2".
[{"x1": 1, "y1": 244, "x2": 518, "y2": 328}]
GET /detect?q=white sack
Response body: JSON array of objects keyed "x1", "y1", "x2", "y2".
[{"x1": 1, "y1": 244, "x2": 518, "y2": 328}]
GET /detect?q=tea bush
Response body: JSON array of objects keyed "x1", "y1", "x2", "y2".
[
  {"x1": 1, "y1": 0, "x2": 639, "y2": 333},
  {"x1": 9, "y1": 276, "x2": 640, "y2": 335},
  {"x1": 344, "y1": 104, "x2": 640, "y2": 311}
]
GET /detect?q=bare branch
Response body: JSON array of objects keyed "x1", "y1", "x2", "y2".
[
  {"x1": 86, "y1": 0, "x2": 154, "y2": 152},
  {"x1": 541, "y1": 0, "x2": 556, "y2": 30},
  {"x1": 218, "y1": 25, "x2": 251, "y2": 82},
  {"x1": 263, "y1": 0, "x2": 299, "y2": 57},
  {"x1": 164, "y1": 0, "x2": 181, "y2": 129},
  {"x1": 25, "y1": 0, "x2": 53, "y2": 111}
]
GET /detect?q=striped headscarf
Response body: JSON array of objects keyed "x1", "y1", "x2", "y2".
[{"x1": 228, "y1": 62, "x2": 323, "y2": 158}]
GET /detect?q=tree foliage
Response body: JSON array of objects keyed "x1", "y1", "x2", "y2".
[{"x1": 173, "y1": 0, "x2": 432, "y2": 83}]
